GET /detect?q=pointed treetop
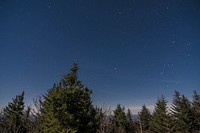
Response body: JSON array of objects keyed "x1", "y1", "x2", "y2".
[
  {"x1": 70, "y1": 63, "x2": 78, "y2": 74},
  {"x1": 60, "y1": 63, "x2": 84, "y2": 88}
]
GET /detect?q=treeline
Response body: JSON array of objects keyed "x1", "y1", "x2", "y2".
[{"x1": 0, "y1": 63, "x2": 200, "y2": 133}]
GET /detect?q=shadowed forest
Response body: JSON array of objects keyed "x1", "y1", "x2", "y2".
[{"x1": 0, "y1": 63, "x2": 200, "y2": 133}]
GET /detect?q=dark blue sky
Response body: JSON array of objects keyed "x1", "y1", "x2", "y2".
[{"x1": 0, "y1": 0, "x2": 200, "y2": 112}]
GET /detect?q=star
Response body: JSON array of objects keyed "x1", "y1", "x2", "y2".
[
  {"x1": 187, "y1": 43, "x2": 191, "y2": 46},
  {"x1": 160, "y1": 71, "x2": 164, "y2": 75},
  {"x1": 118, "y1": 11, "x2": 122, "y2": 15},
  {"x1": 172, "y1": 40, "x2": 176, "y2": 44}
]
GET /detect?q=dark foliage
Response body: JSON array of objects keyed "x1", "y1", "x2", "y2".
[{"x1": 1, "y1": 64, "x2": 200, "y2": 133}]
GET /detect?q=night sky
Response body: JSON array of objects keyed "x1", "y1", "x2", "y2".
[{"x1": 0, "y1": 0, "x2": 200, "y2": 113}]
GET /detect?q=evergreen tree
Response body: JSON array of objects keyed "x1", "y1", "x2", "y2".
[
  {"x1": 112, "y1": 104, "x2": 127, "y2": 133},
  {"x1": 0, "y1": 110, "x2": 5, "y2": 132},
  {"x1": 42, "y1": 85, "x2": 68, "y2": 133},
  {"x1": 171, "y1": 91, "x2": 194, "y2": 132},
  {"x1": 192, "y1": 91, "x2": 200, "y2": 130},
  {"x1": 1, "y1": 92, "x2": 28, "y2": 133},
  {"x1": 96, "y1": 107, "x2": 114, "y2": 133},
  {"x1": 126, "y1": 109, "x2": 135, "y2": 133},
  {"x1": 32, "y1": 97, "x2": 45, "y2": 133},
  {"x1": 40, "y1": 63, "x2": 97, "y2": 133},
  {"x1": 96, "y1": 107, "x2": 104, "y2": 133},
  {"x1": 150, "y1": 95, "x2": 170, "y2": 133},
  {"x1": 22, "y1": 107, "x2": 34, "y2": 133},
  {"x1": 138, "y1": 104, "x2": 151, "y2": 132}
]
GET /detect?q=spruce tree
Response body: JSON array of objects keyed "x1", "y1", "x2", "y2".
[
  {"x1": 31, "y1": 97, "x2": 44, "y2": 133},
  {"x1": 0, "y1": 110, "x2": 5, "y2": 132},
  {"x1": 42, "y1": 85, "x2": 66, "y2": 133},
  {"x1": 171, "y1": 91, "x2": 194, "y2": 132},
  {"x1": 138, "y1": 104, "x2": 151, "y2": 132},
  {"x1": 126, "y1": 109, "x2": 135, "y2": 133},
  {"x1": 150, "y1": 95, "x2": 170, "y2": 133},
  {"x1": 192, "y1": 91, "x2": 200, "y2": 130},
  {"x1": 112, "y1": 104, "x2": 127, "y2": 133},
  {"x1": 96, "y1": 107, "x2": 114, "y2": 133},
  {"x1": 22, "y1": 106, "x2": 33, "y2": 133},
  {"x1": 96, "y1": 107, "x2": 104, "y2": 133},
  {"x1": 1, "y1": 92, "x2": 27, "y2": 133},
  {"x1": 41, "y1": 63, "x2": 97, "y2": 133}
]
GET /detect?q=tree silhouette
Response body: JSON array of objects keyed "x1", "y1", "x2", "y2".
[
  {"x1": 150, "y1": 95, "x2": 170, "y2": 133},
  {"x1": 138, "y1": 104, "x2": 151, "y2": 132},
  {"x1": 40, "y1": 63, "x2": 97, "y2": 133},
  {"x1": 1, "y1": 92, "x2": 29, "y2": 133}
]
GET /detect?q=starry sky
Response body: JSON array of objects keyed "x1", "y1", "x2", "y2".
[{"x1": 0, "y1": 0, "x2": 200, "y2": 113}]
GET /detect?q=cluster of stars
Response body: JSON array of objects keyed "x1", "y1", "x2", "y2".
[{"x1": 160, "y1": 63, "x2": 174, "y2": 76}]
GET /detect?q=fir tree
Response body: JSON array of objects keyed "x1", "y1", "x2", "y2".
[
  {"x1": 1, "y1": 92, "x2": 28, "y2": 133},
  {"x1": 0, "y1": 110, "x2": 5, "y2": 132},
  {"x1": 96, "y1": 107, "x2": 104, "y2": 133},
  {"x1": 138, "y1": 104, "x2": 151, "y2": 132},
  {"x1": 42, "y1": 85, "x2": 67, "y2": 133},
  {"x1": 112, "y1": 104, "x2": 127, "y2": 133},
  {"x1": 126, "y1": 109, "x2": 135, "y2": 133},
  {"x1": 22, "y1": 106, "x2": 34, "y2": 133},
  {"x1": 192, "y1": 91, "x2": 200, "y2": 130},
  {"x1": 32, "y1": 96, "x2": 46, "y2": 133},
  {"x1": 150, "y1": 95, "x2": 170, "y2": 133},
  {"x1": 40, "y1": 63, "x2": 97, "y2": 133},
  {"x1": 171, "y1": 91, "x2": 194, "y2": 132},
  {"x1": 96, "y1": 107, "x2": 114, "y2": 133}
]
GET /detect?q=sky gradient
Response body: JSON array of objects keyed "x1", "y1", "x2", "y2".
[{"x1": 0, "y1": 0, "x2": 200, "y2": 113}]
